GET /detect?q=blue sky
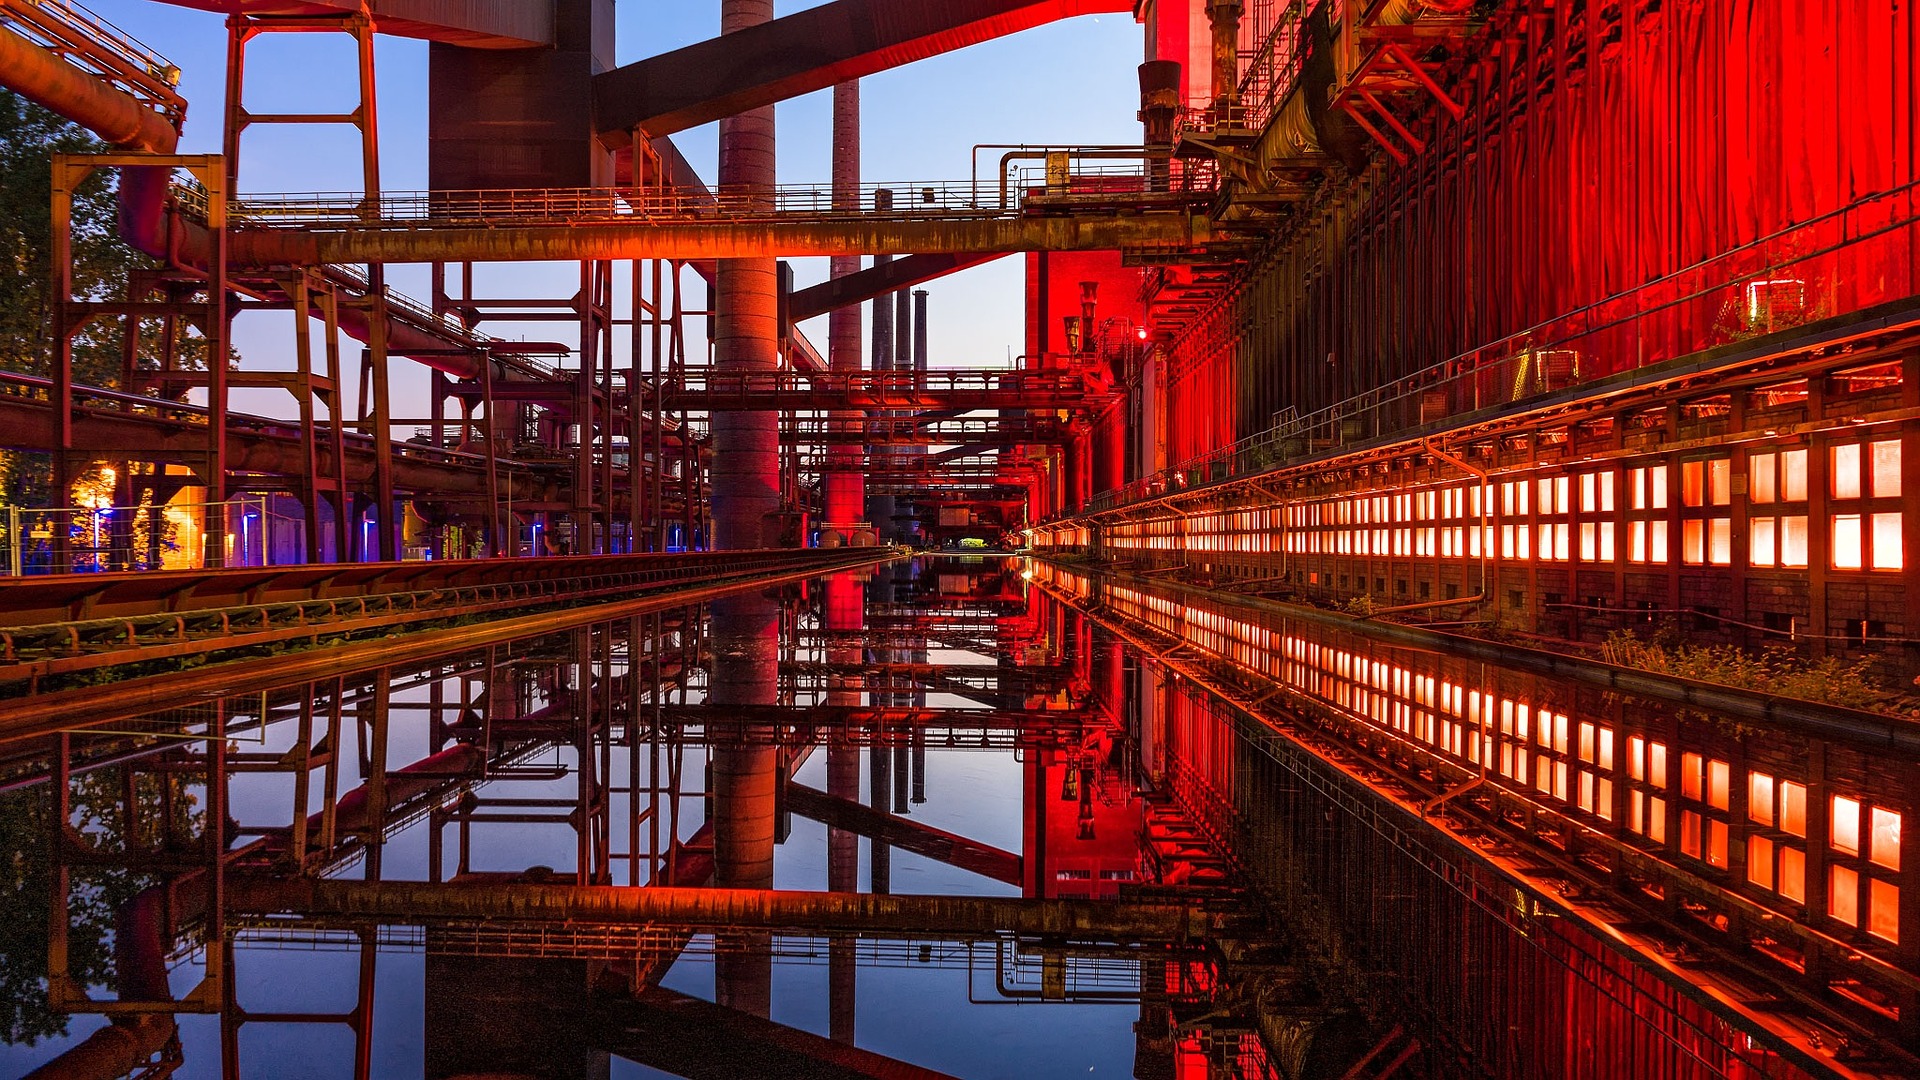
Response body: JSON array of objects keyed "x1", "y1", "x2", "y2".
[{"x1": 88, "y1": 1, "x2": 1147, "y2": 418}]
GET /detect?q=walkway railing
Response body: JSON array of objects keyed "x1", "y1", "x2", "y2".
[
  {"x1": 0, "y1": 0, "x2": 185, "y2": 125},
  {"x1": 220, "y1": 163, "x2": 1215, "y2": 230}
]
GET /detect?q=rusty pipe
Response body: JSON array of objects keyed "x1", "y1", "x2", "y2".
[
  {"x1": 225, "y1": 879, "x2": 1219, "y2": 941},
  {"x1": 0, "y1": 29, "x2": 177, "y2": 153},
  {"x1": 229, "y1": 214, "x2": 1211, "y2": 267}
]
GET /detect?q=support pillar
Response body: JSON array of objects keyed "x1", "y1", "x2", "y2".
[{"x1": 709, "y1": 0, "x2": 780, "y2": 1024}]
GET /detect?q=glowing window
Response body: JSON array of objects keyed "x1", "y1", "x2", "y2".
[
  {"x1": 1578, "y1": 722, "x2": 1594, "y2": 763},
  {"x1": 1871, "y1": 440, "x2": 1900, "y2": 498},
  {"x1": 1648, "y1": 797, "x2": 1667, "y2": 843},
  {"x1": 1649, "y1": 743, "x2": 1668, "y2": 788},
  {"x1": 1709, "y1": 459, "x2": 1731, "y2": 505},
  {"x1": 1749, "y1": 773, "x2": 1776, "y2": 826},
  {"x1": 1681, "y1": 811, "x2": 1701, "y2": 858},
  {"x1": 1831, "y1": 864, "x2": 1860, "y2": 926},
  {"x1": 1681, "y1": 752, "x2": 1704, "y2": 800},
  {"x1": 1871, "y1": 807, "x2": 1901, "y2": 871},
  {"x1": 1833, "y1": 795, "x2": 1862, "y2": 854},
  {"x1": 1869, "y1": 879, "x2": 1900, "y2": 943},
  {"x1": 1782, "y1": 449, "x2": 1809, "y2": 501},
  {"x1": 1683, "y1": 520, "x2": 1705, "y2": 565},
  {"x1": 1707, "y1": 760, "x2": 1731, "y2": 811},
  {"x1": 1749, "y1": 835, "x2": 1775, "y2": 890},
  {"x1": 1781, "y1": 782, "x2": 1808, "y2": 837},
  {"x1": 1709, "y1": 518, "x2": 1731, "y2": 565},
  {"x1": 1707, "y1": 819, "x2": 1729, "y2": 868},
  {"x1": 1871, "y1": 513, "x2": 1902, "y2": 571},
  {"x1": 1834, "y1": 443, "x2": 1863, "y2": 499},
  {"x1": 1781, "y1": 516, "x2": 1809, "y2": 568},
  {"x1": 1829, "y1": 513, "x2": 1866, "y2": 573},
  {"x1": 1682, "y1": 461, "x2": 1704, "y2": 506},
  {"x1": 1751, "y1": 518, "x2": 1776, "y2": 566},
  {"x1": 1751, "y1": 452, "x2": 1776, "y2": 504},
  {"x1": 1598, "y1": 729, "x2": 1614, "y2": 770},
  {"x1": 1780, "y1": 846, "x2": 1806, "y2": 903},
  {"x1": 1628, "y1": 735, "x2": 1645, "y2": 781}
]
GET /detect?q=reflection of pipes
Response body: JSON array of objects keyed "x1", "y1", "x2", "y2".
[
  {"x1": 228, "y1": 879, "x2": 1217, "y2": 939},
  {"x1": 23, "y1": 885, "x2": 179, "y2": 1080}
]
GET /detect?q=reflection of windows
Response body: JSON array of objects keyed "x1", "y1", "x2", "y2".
[
  {"x1": 1680, "y1": 458, "x2": 1732, "y2": 565},
  {"x1": 1748, "y1": 772, "x2": 1809, "y2": 904},
  {"x1": 1824, "y1": 795, "x2": 1900, "y2": 942}
]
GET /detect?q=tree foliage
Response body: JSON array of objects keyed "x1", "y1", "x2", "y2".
[{"x1": 0, "y1": 88, "x2": 142, "y2": 387}]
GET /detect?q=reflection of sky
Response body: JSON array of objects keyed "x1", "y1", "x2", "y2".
[{"x1": 84, "y1": 0, "x2": 1145, "y2": 424}]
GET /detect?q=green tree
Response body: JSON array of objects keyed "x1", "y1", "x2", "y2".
[
  {"x1": 0, "y1": 89, "x2": 221, "y2": 511},
  {"x1": 0, "y1": 88, "x2": 140, "y2": 389},
  {"x1": 0, "y1": 766, "x2": 201, "y2": 1044}
]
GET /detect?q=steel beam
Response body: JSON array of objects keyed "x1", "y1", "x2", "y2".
[
  {"x1": 592, "y1": 0, "x2": 1132, "y2": 141},
  {"x1": 593, "y1": 987, "x2": 962, "y2": 1080},
  {"x1": 151, "y1": 1, "x2": 551, "y2": 49},
  {"x1": 225, "y1": 879, "x2": 1218, "y2": 941},
  {"x1": 784, "y1": 781, "x2": 1022, "y2": 885},
  {"x1": 226, "y1": 213, "x2": 1209, "y2": 266},
  {"x1": 789, "y1": 252, "x2": 1005, "y2": 324}
]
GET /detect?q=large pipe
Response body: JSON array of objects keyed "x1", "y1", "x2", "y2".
[
  {"x1": 224, "y1": 213, "x2": 1211, "y2": 268},
  {"x1": 225, "y1": 879, "x2": 1219, "y2": 940}
]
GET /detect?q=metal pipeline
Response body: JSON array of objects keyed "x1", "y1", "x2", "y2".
[{"x1": 225, "y1": 879, "x2": 1220, "y2": 940}]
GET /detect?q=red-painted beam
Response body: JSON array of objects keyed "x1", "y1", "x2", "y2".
[
  {"x1": 789, "y1": 252, "x2": 1005, "y2": 325},
  {"x1": 783, "y1": 780, "x2": 1022, "y2": 885},
  {"x1": 594, "y1": 987, "x2": 962, "y2": 1080},
  {"x1": 151, "y1": 1, "x2": 551, "y2": 49},
  {"x1": 593, "y1": 0, "x2": 1135, "y2": 142}
]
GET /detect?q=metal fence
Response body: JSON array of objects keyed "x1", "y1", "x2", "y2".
[{"x1": 0, "y1": 496, "x2": 298, "y2": 575}]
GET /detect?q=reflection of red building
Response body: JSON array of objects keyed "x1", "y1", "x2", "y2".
[{"x1": 1022, "y1": 731, "x2": 1144, "y2": 900}]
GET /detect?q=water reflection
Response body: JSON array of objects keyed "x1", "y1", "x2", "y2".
[{"x1": 3, "y1": 557, "x2": 1328, "y2": 1080}]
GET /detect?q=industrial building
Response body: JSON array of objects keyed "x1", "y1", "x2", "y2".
[{"x1": 3, "y1": 0, "x2": 1919, "y2": 1077}]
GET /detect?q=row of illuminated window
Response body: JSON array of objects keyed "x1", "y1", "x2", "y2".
[
  {"x1": 1101, "y1": 443, "x2": 1907, "y2": 570},
  {"x1": 1092, "y1": 580, "x2": 1911, "y2": 948}
]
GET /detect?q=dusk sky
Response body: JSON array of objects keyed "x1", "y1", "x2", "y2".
[{"x1": 89, "y1": 1, "x2": 1148, "y2": 420}]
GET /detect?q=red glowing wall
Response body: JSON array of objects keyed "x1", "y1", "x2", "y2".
[{"x1": 1161, "y1": 0, "x2": 1920, "y2": 464}]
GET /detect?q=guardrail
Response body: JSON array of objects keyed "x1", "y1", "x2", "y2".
[{"x1": 219, "y1": 163, "x2": 1214, "y2": 230}]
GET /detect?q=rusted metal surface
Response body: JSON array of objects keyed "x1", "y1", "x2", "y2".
[
  {"x1": 153, "y1": 0, "x2": 551, "y2": 49},
  {"x1": 225, "y1": 212, "x2": 1211, "y2": 267},
  {"x1": 0, "y1": 6, "x2": 181, "y2": 152},
  {"x1": 592, "y1": 0, "x2": 1132, "y2": 141},
  {"x1": 225, "y1": 879, "x2": 1219, "y2": 941}
]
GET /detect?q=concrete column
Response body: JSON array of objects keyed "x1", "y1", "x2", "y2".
[
  {"x1": 823, "y1": 80, "x2": 866, "y2": 543},
  {"x1": 710, "y1": 0, "x2": 781, "y2": 551}
]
